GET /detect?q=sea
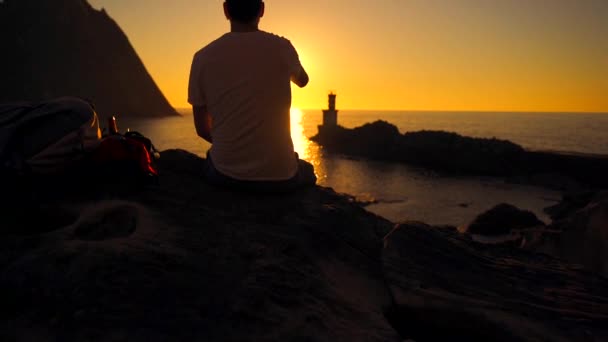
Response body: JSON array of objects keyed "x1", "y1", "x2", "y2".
[{"x1": 120, "y1": 109, "x2": 608, "y2": 227}]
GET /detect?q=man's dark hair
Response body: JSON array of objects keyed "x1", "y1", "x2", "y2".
[{"x1": 226, "y1": 0, "x2": 262, "y2": 23}]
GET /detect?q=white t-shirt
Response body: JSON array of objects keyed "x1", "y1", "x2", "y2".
[{"x1": 188, "y1": 31, "x2": 304, "y2": 181}]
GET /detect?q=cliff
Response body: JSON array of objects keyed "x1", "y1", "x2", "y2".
[
  {"x1": 0, "y1": 0, "x2": 177, "y2": 118},
  {"x1": 1, "y1": 149, "x2": 607, "y2": 341},
  {"x1": 312, "y1": 121, "x2": 608, "y2": 190}
]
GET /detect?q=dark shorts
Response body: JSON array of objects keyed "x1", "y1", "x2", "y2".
[{"x1": 203, "y1": 152, "x2": 316, "y2": 193}]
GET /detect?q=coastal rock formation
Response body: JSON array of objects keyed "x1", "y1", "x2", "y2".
[
  {"x1": 383, "y1": 222, "x2": 608, "y2": 341},
  {"x1": 545, "y1": 191, "x2": 600, "y2": 221},
  {"x1": 315, "y1": 121, "x2": 402, "y2": 160},
  {"x1": 460, "y1": 203, "x2": 544, "y2": 236},
  {"x1": 0, "y1": 0, "x2": 177, "y2": 118},
  {"x1": 452, "y1": 193, "x2": 608, "y2": 278},
  {"x1": 529, "y1": 191, "x2": 608, "y2": 277},
  {"x1": 312, "y1": 121, "x2": 524, "y2": 175},
  {"x1": 311, "y1": 121, "x2": 608, "y2": 189},
  {"x1": 1, "y1": 150, "x2": 607, "y2": 340}
]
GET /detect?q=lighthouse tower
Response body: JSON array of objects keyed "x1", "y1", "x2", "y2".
[{"x1": 322, "y1": 92, "x2": 338, "y2": 127}]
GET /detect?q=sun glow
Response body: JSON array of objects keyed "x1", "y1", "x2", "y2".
[{"x1": 88, "y1": 0, "x2": 608, "y2": 112}]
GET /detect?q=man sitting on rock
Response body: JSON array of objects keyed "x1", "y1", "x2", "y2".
[{"x1": 188, "y1": 0, "x2": 316, "y2": 192}]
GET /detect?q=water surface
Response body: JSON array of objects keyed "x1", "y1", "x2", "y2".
[{"x1": 117, "y1": 109, "x2": 607, "y2": 226}]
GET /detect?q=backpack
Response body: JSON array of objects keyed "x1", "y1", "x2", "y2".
[
  {"x1": 90, "y1": 131, "x2": 159, "y2": 185},
  {"x1": 0, "y1": 97, "x2": 101, "y2": 175}
]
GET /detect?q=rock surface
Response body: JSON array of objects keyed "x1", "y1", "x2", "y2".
[
  {"x1": 461, "y1": 203, "x2": 544, "y2": 236},
  {"x1": 312, "y1": 121, "x2": 608, "y2": 190},
  {"x1": 1, "y1": 149, "x2": 607, "y2": 341},
  {"x1": 452, "y1": 192, "x2": 608, "y2": 279},
  {"x1": 0, "y1": 0, "x2": 177, "y2": 118},
  {"x1": 384, "y1": 222, "x2": 608, "y2": 341},
  {"x1": 530, "y1": 191, "x2": 608, "y2": 277}
]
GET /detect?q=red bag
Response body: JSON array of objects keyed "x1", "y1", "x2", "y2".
[{"x1": 91, "y1": 134, "x2": 158, "y2": 184}]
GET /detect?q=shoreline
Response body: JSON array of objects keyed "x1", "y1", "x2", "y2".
[{"x1": 310, "y1": 120, "x2": 608, "y2": 192}]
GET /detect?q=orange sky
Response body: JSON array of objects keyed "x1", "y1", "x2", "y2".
[{"x1": 88, "y1": 0, "x2": 608, "y2": 112}]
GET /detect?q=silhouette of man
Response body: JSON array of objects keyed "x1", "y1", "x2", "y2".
[{"x1": 188, "y1": 0, "x2": 315, "y2": 192}]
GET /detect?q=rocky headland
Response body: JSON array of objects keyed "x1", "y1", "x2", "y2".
[
  {"x1": 311, "y1": 121, "x2": 608, "y2": 191},
  {"x1": 0, "y1": 0, "x2": 177, "y2": 118},
  {"x1": 1, "y1": 149, "x2": 607, "y2": 341}
]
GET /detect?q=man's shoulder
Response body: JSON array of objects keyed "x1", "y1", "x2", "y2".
[
  {"x1": 193, "y1": 31, "x2": 294, "y2": 60},
  {"x1": 194, "y1": 34, "x2": 230, "y2": 58},
  {"x1": 259, "y1": 31, "x2": 295, "y2": 48},
  {"x1": 259, "y1": 30, "x2": 290, "y2": 41}
]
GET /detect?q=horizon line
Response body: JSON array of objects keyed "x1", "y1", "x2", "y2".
[{"x1": 174, "y1": 107, "x2": 608, "y2": 115}]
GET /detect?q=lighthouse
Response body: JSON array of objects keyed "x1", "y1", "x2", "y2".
[
  {"x1": 312, "y1": 92, "x2": 340, "y2": 143},
  {"x1": 322, "y1": 92, "x2": 338, "y2": 127}
]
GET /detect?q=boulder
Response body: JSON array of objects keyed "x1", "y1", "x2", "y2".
[{"x1": 460, "y1": 203, "x2": 544, "y2": 236}]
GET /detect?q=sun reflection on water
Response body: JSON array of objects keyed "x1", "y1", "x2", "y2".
[
  {"x1": 290, "y1": 108, "x2": 326, "y2": 181},
  {"x1": 289, "y1": 108, "x2": 308, "y2": 158}
]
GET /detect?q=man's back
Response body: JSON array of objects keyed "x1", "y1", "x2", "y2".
[{"x1": 189, "y1": 31, "x2": 301, "y2": 181}]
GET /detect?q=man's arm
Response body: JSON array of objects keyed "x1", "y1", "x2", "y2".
[
  {"x1": 193, "y1": 105, "x2": 213, "y2": 143},
  {"x1": 291, "y1": 67, "x2": 309, "y2": 88}
]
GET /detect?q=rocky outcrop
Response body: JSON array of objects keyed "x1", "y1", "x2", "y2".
[
  {"x1": 315, "y1": 121, "x2": 402, "y2": 160},
  {"x1": 530, "y1": 191, "x2": 608, "y2": 277},
  {"x1": 0, "y1": 150, "x2": 400, "y2": 341},
  {"x1": 0, "y1": 0, "x2": 177, "y2": 118},
  {"x1": 1, "y1": 150, "x2": 607, "y2": 340},
  {"x1": 312, "y1": 121, "x2": 524, "y2": 175},
  {"x1": 545, "y1": 191, "x2": 601, "y2": 221},
  {"x1": 454, "y1": 192, "x2": 608, "y2": 278},
  {"x1": 383, "y1": 222, "x2": 608, "y2": 341},
  {"x1": 460, "y1": 203, "x2": 544, "y2": 236},
  {"x1": 311, "y1": 121, "x2": 608, "y2": 190}
]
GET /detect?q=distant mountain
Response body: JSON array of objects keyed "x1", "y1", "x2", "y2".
[{"x1": 0, "y1": 0, "x2": 178, "y2": 118}]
